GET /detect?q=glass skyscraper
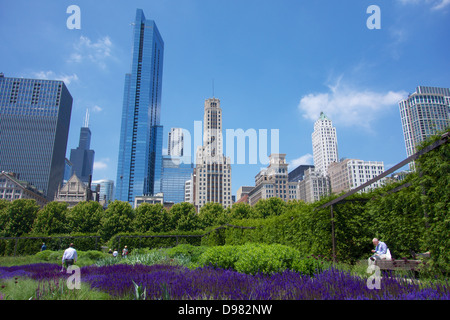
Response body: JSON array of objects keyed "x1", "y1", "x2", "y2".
[
  {"x1": 115, "y1": 9, "x2": 164, "y2": 204},
  {"x1": 0, "y1": 73, "x2": 73, "y2": 200},
  {"x1": 161, "y1": 155, "x2": 194, "y2": 204},
  {"x1": 399, "y1": 86, "x2": 450, "y2": 160}
]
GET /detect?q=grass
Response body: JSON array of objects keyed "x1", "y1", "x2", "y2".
[{"x1": 1, "y1": 245, "x2": 448, "y2": 300}]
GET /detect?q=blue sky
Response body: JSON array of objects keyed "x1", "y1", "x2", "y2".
[{"x1": 1, "y1": 0, "x2": 449, "y2": 197}]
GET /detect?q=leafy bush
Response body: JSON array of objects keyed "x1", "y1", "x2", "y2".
[{"x1": 197, "y1": 243, "x2": 330, "y2": 276}]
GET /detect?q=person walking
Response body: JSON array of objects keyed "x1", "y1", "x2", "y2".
[
  {"x1": 62, "y1": 243, "x2": 78, "y2": 268},
  {"x1": 40, "y1": 242, "x2": 47, "y2": 252},
  {"x1": 122, "y1": 245, "x2": 128, "y2": 258}
]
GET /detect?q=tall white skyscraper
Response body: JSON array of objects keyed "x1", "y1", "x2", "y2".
[
  {"x1": 168, "y1": 127, "x2": 184, "y2": 157},
  {"x1": 312, "y1": 112, "x2": 339, "y2": 175},
  {"x1": 399, "y1": 86, "x2": 450, "y2": 160},
  {"x1": 194, "y1": 98, "x2": 232, "y2": 209}
]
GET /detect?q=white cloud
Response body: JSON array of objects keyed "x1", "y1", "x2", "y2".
[
  {"x1": 68, "y1": 35, "x2": 113, "y2": 69},
  {"x1": 94, "y1": 158, "x2": 110, "y2": 170},
  {"x1": 431, "y1": 0, "x2": 450, "y2": 10},
  {"x1": 288, "y1": 154, "x2": 313, "y2": 170},
  {"x1": 91, "y1": 105, "x2": 103, "y2": 113},
  {"x1": 32, "y1": 71, "x2": 79, "y2": 85},
  {"x1": 298, "y1": 77, "x2": 407, "y2": 130},
  {"x1": 397, "y1": 0, "x2": 450, "y2": 10}
]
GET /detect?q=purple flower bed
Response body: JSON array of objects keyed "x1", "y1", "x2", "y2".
[{"x1": 1, "y1": 263, "x2": 449, "y2": 300}]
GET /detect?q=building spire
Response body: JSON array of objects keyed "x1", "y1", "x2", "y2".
[{"x1": 83, "y1": 108, "x2": 90, "y2": 128}]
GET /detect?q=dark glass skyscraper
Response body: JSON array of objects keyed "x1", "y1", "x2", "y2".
[
  {"x1": 0, "y1": 73, "x2": 73, "y2": 200},
  {"x1": 115, "y1": 9, "x2": 164, "y2": 204},
  {"x1": 70, "y1": 110, "x2": 95, "y2": 184}
]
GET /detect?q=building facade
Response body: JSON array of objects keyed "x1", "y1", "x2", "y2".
[
  {"x1": 0, "y1": 171, "x2": 48, "y2": 207},
  {"x1": 70, "y1": 110, "x2": 95, "y2": 184},
  {"x1": 248, "y1": 154, "x2": 298, "y2": 206},
  {"x1": 54, "y1": 174, "x2": 99, "y2": 208},
  {"x1": 91, "y1": 179, "x2": 115, "y2": 206},
  {"x1": 194, "y1": 98, "x2": 232, "y2": 209},
  {"x1": 0, "y1": 74, "x2": 73, "y2": 200},
  {"x1": 161, "y1": 155, "x2": 193, "y2": 204},
  {"x1": 168, "y1": 127, "x2": 184, "y2": 156},
  {"x1": 328, "y1": 159, "x2": 385, "y2": 194},
  {"x1": 296, "y1": 167, "x2": 329, "y2": 203},
  {"x1": 312, "y1": 112, "x2": 338, "y2": 176},
  {"x1": 115, "y1": 9, "x2": 164, "y2": 204},
  {"x1": 399, "y1": 86, "x2": 450, "y2": 162}
]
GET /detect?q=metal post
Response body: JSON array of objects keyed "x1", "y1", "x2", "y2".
[{"x1": 331, "y1": 204, "x2": 336, "y2": 263}]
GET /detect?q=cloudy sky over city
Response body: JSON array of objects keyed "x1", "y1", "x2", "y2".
[{"x1": 1, "y1": 0, "x2": 449, "y2": 196}]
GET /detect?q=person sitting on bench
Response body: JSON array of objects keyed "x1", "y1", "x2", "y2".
[{"x1": 369, "y1": 238, "x2": 391, "y2": 263}]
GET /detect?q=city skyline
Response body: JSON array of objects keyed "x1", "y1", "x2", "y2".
[{"x1": 1, "y1": 1, "x2": 449, "y2": 199}]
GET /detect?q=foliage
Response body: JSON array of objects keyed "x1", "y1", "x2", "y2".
[
  {"x1": 0, "y1": 199, "x2": 40, "y2": 237},
  {"x1": 253, "y1": 197, "x2": 287, "y2": 218},
  {"x1": 100, "y1": 200, "x2": 134, "y2": 241},
  {"x1": 198, "y1": 202, "x2": 230, "y2": 229},
  {"x1": 2, "y1": 262, "x2": 448, "y2": 300},
  {"x1": 32, "y1": 202, "x2": 70, "y2": 235},
  {"x1": 414, "y1": 129, "x2": 450, "y2": 273},
  {"x1": 169, "y1": 202, "x2": 201, "y2": 231},
  {"x1": 228, "y1": 202, "x2": 257, "y2": 219},
  {"x1": 197, "y1": 243, "x2": 330, "y2": 276},
  {"x1": 67, "y1": 201, "x2": 103, "y2": 234},
  {"x1": 132, "y1": 203, "x2": 169, "y2": 233}
]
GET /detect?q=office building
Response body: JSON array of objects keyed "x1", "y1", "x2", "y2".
[
  {"x1": 168, "y1": 127, "x2": 184, "y2": 156},
  {"x1": 115, "y1": 9, "x2": 165, "y2": 204},
  {"x1": 69, "y1": 110, "x2": 95, "y2": 184},
  {"x1": 248, "y1": 154, "x2": 298, "y2": 206},
  {"x1": 0, "y1": 74, "x2": 73, "y2": 200},
  {"x1": 0, "y1": 171, "x2": 48, "y2": 207},
  {"x1": 288, "y1": 164, "x2": 315, "y2": 182},
  {"x1": 297, "y1": 167, "x2": 329, "y2": 203},
  {"x1": 184, "y1": 175, "x2": 193, "y2": 204},
  {"x1": 399, "y1": 86, "x2": 450, "y2": 163},
  {"x1": 194, "y1": 98, "x2": 232, "y2": 209},
  {"x1": 312, "y1": 112, "x2": 338, "y2": 175},
  {"x1": 92, "y1": 179, "x2": 114, "y2": 206},
  {"x1": 161, "y1": 155, "x2": 193, "y2": 204},
  {"x1": 328, "y1": 159, "x2": 385, "y2": 194}
]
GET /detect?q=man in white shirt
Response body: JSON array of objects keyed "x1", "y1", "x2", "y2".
[{"x1": 62, "y1": 243, "x2": 78, "y2": 268}]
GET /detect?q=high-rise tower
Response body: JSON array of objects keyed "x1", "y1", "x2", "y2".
[
  {"x1": 70, "y1": 109, "x2": 95, "y2": 184},
  {"x1": 194, "y1": 98, "x2": 232, "y2": 209},
  {"x1": 399, "y1": 86, "x2": 450, "y2": 161},
  {"x1": 312, "y1": 112, "x2": 338, "y2": 176},
  {"x1": 115, "y1": 9, "x2": 164, "y2": 203},
  {"x1": 0, "y1": 74, "x2": 73, "y2": 200}
]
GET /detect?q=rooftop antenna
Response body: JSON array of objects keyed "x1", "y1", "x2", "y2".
[
  {"x1": 212, "y1": 78, "x2": 214, "y2": 98},
  {"x1": 83, "y1": 108, "x2": 90, "y2": 128}
]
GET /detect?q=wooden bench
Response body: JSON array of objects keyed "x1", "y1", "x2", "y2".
[{"x1": 374, "y1": 259, "x2": 422, "y2": 271}]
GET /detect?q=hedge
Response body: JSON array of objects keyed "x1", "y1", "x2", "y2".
[{"x1": 0, "y1": 233, "x2": 101, "y2": 256}]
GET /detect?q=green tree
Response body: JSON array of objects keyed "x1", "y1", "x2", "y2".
[
  {"x1": 32, "y1": 201, "x2": 69, "y2": 235},
  {"x1": 169, "y1": 202, "x2": 200, "y2": 231},
  {"x1": 198, "y1": 202, "x2": 229, "y2": 228},
  {"x1": 132, "y1": 203, "x2": 169, "y2": 233},
  {"x1": 1, "y1": 199, "x2": 40, "y2": 237},
  {"x1": 229, "y1": 202, "x2": 257, "y2": 220},
  {"x1": 100, "y1": 200, "x2": 135, "y2": 241},
  {"x1": 0, "y1": 199, "x2": 11, "y2": 236},
  {"x1": 253, "y1": 197, "x2": 287, "y2": 218},
  {"x1": 67, "y1": 201, "x2": 104, "y2": 233}
]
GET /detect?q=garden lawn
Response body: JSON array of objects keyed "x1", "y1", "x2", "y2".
[{"x1": 1, "y1": 263, "x2": 449, "y2": 300}]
